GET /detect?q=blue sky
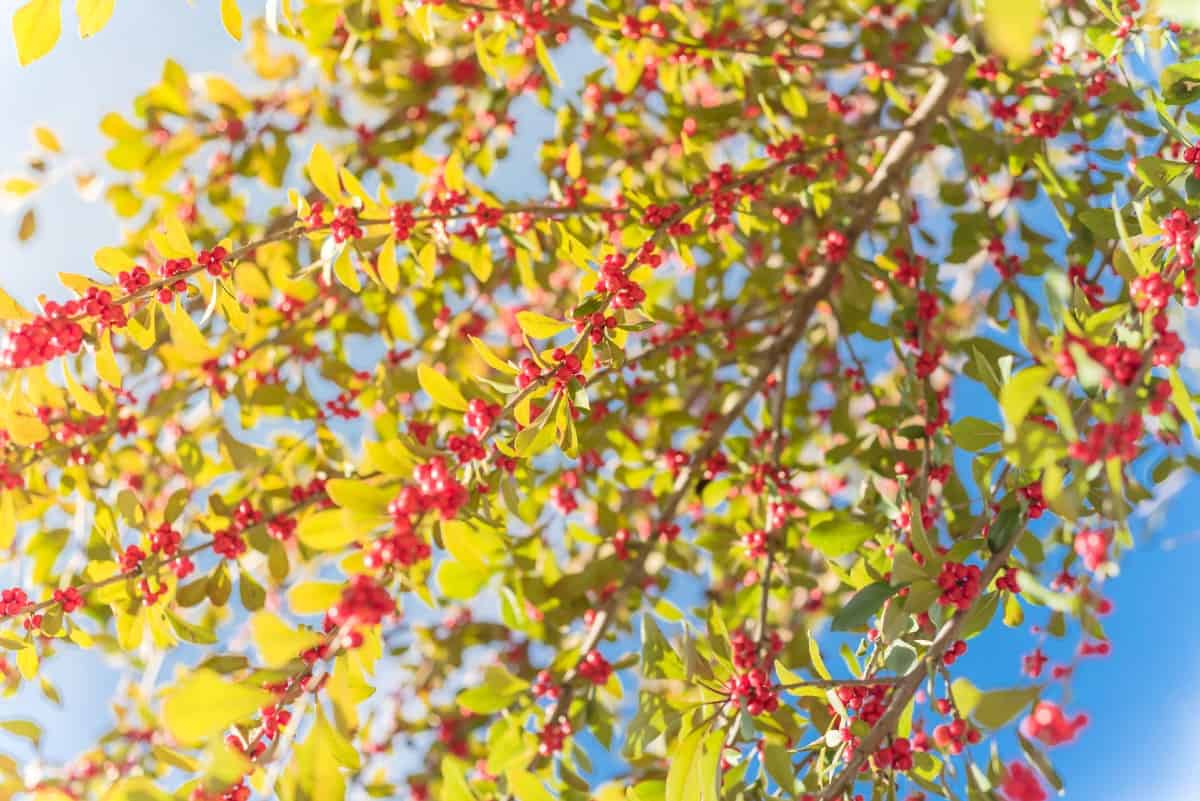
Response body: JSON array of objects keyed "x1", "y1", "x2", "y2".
[{"x1": 0, "y1": 7, "x2": 1198, "y2": 800}]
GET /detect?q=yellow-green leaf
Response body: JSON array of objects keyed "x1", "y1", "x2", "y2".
[
  {"x1": 93, "y1": 246, "x2": 135, "y2": 276},
  {"x1": 288, "y1": 581, "x2": 342, "y2": 615},
  {"x1": 1000, "y1": 366, "x2": 1052, "y2": 428},
  {"x1": 161, "y1": 670, "x2": 272, "y2": 746},
  {"x1": 164, "y1": 304, "x2": 216, "y2": 364},
  {"x1": 326, "y1": 478, "x2": 392, "y2": 517},
  {"x1": 12, "y1": 0, "x2": 62, "y2": 66},
  {"x1": 417, "y1": 363, "x2": 468, "y2": 411},
  {"x1": 250, "y1": 612, "x2": 323, "y2": 667},
  {"x1": 378, "y1": 237, "x2": 400, "y2": 292},
  {"x1": 983, "y1": 0, "x2": 1043, "y2": 65},
  {"x1": 297, "y1": 508, "x2": 361, "y2": 551},
  {"x1": 76, "y1": 0, "x2": 115, "y2": 38},
  {"x1": 507, "y1": 769, "x2": 555, "y2": 801},
  {"x1": 219, "y1": 0, "x2": 243, "y2": 41},
  {"x1": 470, "y1": 335, "x2": 518, "y2": 375},
  {"x1": 16, "y1": 646, "x2": 37, "y2": 680},
  {"x1": 516, "y1": 310, "x2": 569, "y2": 339}
]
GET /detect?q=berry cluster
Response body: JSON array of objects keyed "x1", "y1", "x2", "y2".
[
  {"x1": 1020, "y1": 701, "x2": 1087, "y2": 747},
  {"x1": 577, "y1": 649, "x2": 612, "y2": 685},
  {"x1": 936, "y1": 561, "x2": 982, "y2": 610},
  {"x1": 725, "y1": 669, "x2": 779, "y2": 716}
]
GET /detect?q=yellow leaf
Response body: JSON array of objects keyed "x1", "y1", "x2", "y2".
[
  {"x1": 377, "y1": 237, "x2": 400, "y2": 292},
  {"x1": 93, "y1": 246, "x2": 135, "y2": 276},
  {"x1": 76, "y1": 0, "x2": 114, "y2": 38},
  {"x1": 983, "y1": 0, "x2": 1044, "y2": 65},
  {"x1": 250, "y1": 612, "x2": 323, "y2": 667},
  {"x1": 164, "y1": 304, "x2": 216, "y2": 364},
  {"x1": 12, "y1": 0, "x2": 62, "y2": 66},
  {"x1": 62, "y1": 361, "x2": 102, "y2": 415},
  {"x1": 0, "y1": 493, "x2": 15, "y2": 550},
  {"x1": 161, "y1": 670, "x2": 272, "y2": 746},
  {"x1": 507, "y1": 769, "x2": 557, "y2": 801},
  {"x1": 219, "y1": 0, "x2": 243, "y2": 41},
  {"x1": 566, "y1": 143, "x2": 581, "y2": 179},
  {"x1": 32, "y1": 125, "x2": 61, "y2": 152},
  {"x1": 516, "y1": 310, "x2": 569, "y2": 339},
  {"x1": 417, "y1": 363, "x2": 468, "y2": 411},
  {"x1": 7, "y1": 414, "x2": 49, "y2": 446},
  {"x1": 417, "y1": 241, "x2": 437, "y2": 284},
  {"x1": 534, "y1": 35, "x2": 560, "y2": 86},
  {"x1": 3, "y1": 177, "x2": 38, "y2": 196},
  {"x1": 0, "y1": 288, "x2": 32, "y2": 322},
  {"x1": 307, "y1": 143, "x2": 343, "y2": 202},
  {"x1": 162, "y1": 212, "x2": 195, "y2": 259},
  {"x1": 443, "y1": 152, "x2": 465, "y2": 192},
  {"x1": 332, "y1": 246, "x2": 361, "y2": 292},
  {"x1": 470, "y1": 335, "x2": 518, "y2": 375},
  {"x1": 96, "y1": 329, "x2": 121, "y2": 386},
  {"x1": 16, "y1": 646, "x2": 37, "y2": 680},
  {"x1": 297, "y1": 508, "x2": 361, "y2": 551},
  {"x1": 288, "y1": 582, "x2": 342, "y2": 615}
]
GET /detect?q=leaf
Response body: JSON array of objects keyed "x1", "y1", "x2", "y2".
[
  {"x1": 7, "y1": 414, "x2": 49, "y2": 446},
  {"x1": 983, "y1": 0, "x2": 1043, "y2": 65},
  {"x1": 516, "y1": 310, "x2": 569, "y2": 339},
  {"x1": 418, "y1": 363, "x2": 468, "y2": 411},
  {"x1": 16, "y1": 646, "x2": 37, "y2": 679},
  {"x1": 1017, "y1": 733, "x2": 1065, "y2": 793},
  {"x1": 96, "y1": 329, "x2": 121, "y2": 386},
  {"x1": 93, "y1": 246, "x2": 135, "y2": 275},
  {"x1": 830, "y1": 582, "x2": 899, "y2": 632},
  {"x1": 326, "y1": 479, "x2": 392, "y2": 517},
  {"x1": 288, "y1": 581, "x2": 342, "y2": 614},
  {"x1": 164, "y1": 304, "x2": 217, "y2": 364},
  {"x1": 440, "y1": 757, "x2": 476, "y2": 801},
  {"x1": 0, "y1": 719, "x2": 41, "y2": 747},
  {"x1": 17, "y1": 209, "x2": 36, "y2": 242},
  {"x1": 973, "y1": 686, "x2": 1040, "y2": 729},
  {"x1": 534, "y1": 35, "x2": 560, "y2": 86},
  {"x1": 76, "y1": 0, "x2": 114, "y2": 37},
  {"x1": 664, "y1": 725, "x2": 704, "y2": 801},
  {"x1": 1000, "y1": 366, "x2": 1051, "y2": 429},
  {"x1": 377, "y1": 237, "x2": 400, "y2": 292},
  {"x1": 250, "y1": 612, "x2": 323, "y2": 667},
  {"x1": 987, "y1": 506, "x2": 1022, "y2": 553},
  {"x1": 297, "y1": 509, "x2": 361, "y2": 551},
  {"x1": 470, "y1": 335, "x2": 518, "y2": 375},
  {"x1": 32, "y1": 125, "x2": 60, "y2": 152},
  {"x1": 62, "y1": 361, "x2": 102, "y2": 415},
  {"x1": 307, "y1": 143, "x2": 342, "y2": 202},
  {"x1": 161, "y1": 670, "x2": 272, "y2": 746},
  {"x1": 219, "y1": 0, "x2": 243, "y2": 41},
  {"x1": 950, "y1": 417, "x2": 1003, "y2": 451},
  {"x1": 808, "y1": 516, "x2": 876, "y2": 558},
  {"x1": 458, "y1": 665, "x2": 529, "y2": 714},
  {"x1": 12, "y1": 0, "x2": 62, "y2": 66},
  {"x1": 2, "y1": 177, "x2": 37, "y2": 197}
]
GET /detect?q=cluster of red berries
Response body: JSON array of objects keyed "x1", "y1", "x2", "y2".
[
  {"x1": 0, "y1": 588, "x2": 30, "y2": 617},
  {"x1": 149, "y1": 522, "x2": 181, "y2": 557},
  {"x1": 1073, "y1": 528, "x2": 1109, "y2": 571},
  {"x1": 725, "y1": 669, "x2": 779, "y2": 716},
  {"x1": 538, "y1": 716, "x2": 572, "y2": 756},
  {"x1": 327, "y1": 575, "x2": 396, "y2": 631},
  {"x1": 572, "y1": 311, "x2": 619, "y2": 344},
  {"x1": 53, "y1": 586, "x2": 83, "y2": 613},
  {"x1": 833, "y1": 684, "x2": 891, "y2": 727},
  {"x1": 936, "y1": 561, "x2": 982, "y2": 610},
  {"x1": 366, "y1": 512, "x2": 431, "y2": 570},
  {"x1": 730, "y1": 629, "x2": 782, "y2": 670},
  {"x1": 1020, "y1": 701, "x2": 1087, "y2": 747},
  {"x1": 577, "y1": 649, "x2": 612, "y2": 685},
  {"x1": 516, "y1": 357, "x2": 543, "y2": 389},
  {"x1": 117, "y1": 265, "x2": 152, "y2": 295},
  {"x1": 995, "y1": 567, "x2": 1021, "y2": 593},
  {"x1": 941, "y1": 639, "x2": 968, "y2": 667},
  {"x1": 1161, "y1": 209, "x2": 1197, "y2": 269},
  {"x1": 548, "y1": 348, "x2": 583, "y2": 394},
  {"x1": 1001, "y1": 761, "x2": 1047, "y2": 801},
  {"x1": 212, "y1": 528, "x2": 247, "y2": 559},
  {"x1": 1, "y1": 302, "x2": 86, "y2": 368},
  {"x1": 390, "y1": 456, "x2": 469, "y2": 521},
  {"x1": 390, "y1": 202, "x2": 416, "y2": 240},
  {"x1": 594, "y1": 253, "x2": 646, "y2": 310},
  {"x1": 871, "y1": 736, "x2": 914, "y2": 771},
  {"x1": 743, "y1": 529, "x2": 768, "y2": 559},
  {"x1": 463, "y1": 399, "x2": 501, "y2": 435},
  {"x1": 198, "y1": 246, "x2": 228, "y2": 276},
  {"x1": 931, "y1": 717, "x2": 981, "y2": 754},
  {"x1": 1068, "y1": 412, "x2": 1142, "y2": 464},
  {"x1": 532, "y1": 669, "x2": 560, "y2": 699},
  {"x1": 330, "y1": 205, "x2": 364, "y2": 243}
]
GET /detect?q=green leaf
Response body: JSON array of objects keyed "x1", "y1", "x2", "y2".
[
  {"x1": 250, "y1": 612, "x2": 323, "y2": 667},
  {"x1": 664, "y1": 725, "x2": 705, "y2": 801},
  {"x1": 983, "y1": 0, "x2": 1043, "y2": 65},
  {"x1": 974, "y1": 686, "x2": 1040, "y2": 729},
  {"x1": 161, "y1": 670, "x2": 272, "y2": 746},
  {"x1": 987, "y1": 506, "x2": 1022, "y2": 553},
  {"x1": 951, "y1": 417, "x2": 1003, "y2": 452},
  {"x1": 808, "y1": 516, "x2": 876, "y2": 558},
  {"x1": 418, "y1": 363, "x2": 469, "y2": 411},
  {"x1": 830, "y1": 582, "x2": 899, "y2": 631},
  {"x1": 1017, "y1": 732, "x2": 1065, "y2": 793},
  {"x1": 458, "y1": 665, "x2": 529, "y2": 714},
  {"x1": 1000, "y1": 366, "x2": 1051, "y2": 429}
]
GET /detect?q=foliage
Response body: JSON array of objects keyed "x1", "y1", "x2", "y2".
[{"x1": 0, "y1": 2, "x2": 1198, "y2": 801}]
